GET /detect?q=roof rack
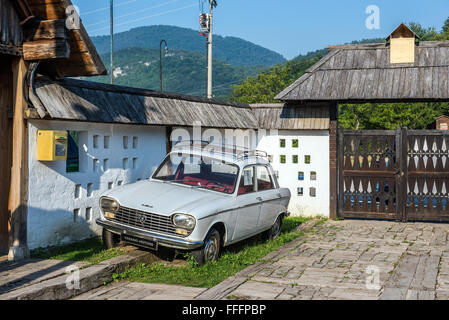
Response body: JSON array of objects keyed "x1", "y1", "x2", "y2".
[
  {"x1": 236, "y1": 150, "x2": 268, "y2": 161},
  {"x1": 172, "y1": 140, "x2": 251, "y2": 155}
]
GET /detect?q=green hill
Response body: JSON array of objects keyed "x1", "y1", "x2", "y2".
[
  {"x1": 91, "y1": 25, "x2": 286, "y2": 67},
  {"x1": 87, "y1": 47, "x2": 265, "y2": 100}
]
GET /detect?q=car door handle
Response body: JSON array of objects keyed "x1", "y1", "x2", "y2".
[{"x1": 256, "y1": 197, "x2": 263, "y2": 202}]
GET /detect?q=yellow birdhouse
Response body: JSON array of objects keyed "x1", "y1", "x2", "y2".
[
  {"x1": 387, "y1": 23, "x2": 419, "y2": 64},
  {"x1": 37, "y1": 130, "x2": 68, "y2": 161}
]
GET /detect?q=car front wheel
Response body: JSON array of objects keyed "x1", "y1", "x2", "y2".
[
  {"x1": 191, "y1": 228, "x2": 221, "y2": 267},
  {"x1": 102, "y1": 228, "x2": 121, "y2": 249}
]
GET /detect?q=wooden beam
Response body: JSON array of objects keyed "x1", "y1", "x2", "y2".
[
  {"x1": 329, "y1": 102, "x2": 338, "y2": 220},
  {"x1": 23, "y1": 39, "x2": 70, "y2": 61},
  {"x1": 23, "y1": 19, "x2": 68, "y2": 42},
  {"x1": 8, "y1": 58, "x2": 30, "y2": 260}
]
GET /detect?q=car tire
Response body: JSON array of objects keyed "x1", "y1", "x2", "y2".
[
  {"x1": 262, "y1": 214, "x2": 283, "y2": 241},
  {"x1": 191, "y1": 228, "x2": 221, "y2": 267},
  {"x1": 102, "y1": 228, "x2": 121, "y2": 249}
]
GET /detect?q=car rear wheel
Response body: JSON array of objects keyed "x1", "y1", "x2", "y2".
[
  {"x1": 191, "y1": 228, "x2": 221, "y2": 267},
  {"x1": 262, "y1": 214, "x2": 283, "y2": 241},
  {"x1": 102, "y1": 228, "x2": 121, "y2": 249}
]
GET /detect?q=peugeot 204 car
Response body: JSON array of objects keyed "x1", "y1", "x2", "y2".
[{"x1": 96, "y1": 141, "x2": 291, "y2": 266}]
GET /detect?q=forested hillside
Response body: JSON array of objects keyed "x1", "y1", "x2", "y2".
[
  {"x1": 88, "y1": 47, "x2": 264, "y2": 100},
  {"x1": 91, "y1": 25, "x2": 286, "y2": 67}
]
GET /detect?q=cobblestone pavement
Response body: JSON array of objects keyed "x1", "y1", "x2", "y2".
[
  {"x1": 222, "y1": 220, "x2": 449, "y2": 300},
  {"x1": 72, "y1": 220, "x2": 449, "y2": 300}
]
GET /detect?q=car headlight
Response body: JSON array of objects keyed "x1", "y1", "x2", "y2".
[
  {"x1": 100, "y1": 197, "x2": 120, "y2": 216},
  {"x1": 172, "y1": 213, "x2": 196, "y2": 230}
]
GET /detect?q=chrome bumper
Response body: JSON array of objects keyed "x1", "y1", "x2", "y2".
[{"x1": 96, "y1": 218, "x2": 204, "y2": 250}]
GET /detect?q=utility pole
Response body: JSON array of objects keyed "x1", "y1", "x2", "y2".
[
  {"x1": 110, "y1": 0, "x2": 114, "y2": 85},
  {"x1": 206, "y1": 0, "x2": 217, "y2": 99}
]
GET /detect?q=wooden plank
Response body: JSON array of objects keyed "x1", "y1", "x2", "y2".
[
  {"x1": 23, "y1": 19, "x2": 67, "y2": 41},
  {"x1": 23, "y1": 39, "x2": 70, "y2": 61},
  {"x1": 8, "y1": 58, "x2": 29, "y2": 260}
]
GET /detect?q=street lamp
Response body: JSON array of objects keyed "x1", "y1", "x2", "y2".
[{"x1": 160, "y1": 40, "x2": 168, "y2": 92}]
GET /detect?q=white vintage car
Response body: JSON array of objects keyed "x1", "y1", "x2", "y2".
[{"x1": 96, "y1": 142, "x2": 291, "y2": 265}]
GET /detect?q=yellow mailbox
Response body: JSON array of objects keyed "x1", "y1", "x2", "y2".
[{"x1": 37, "y1": 130, "x2": 68, "y2": 161}]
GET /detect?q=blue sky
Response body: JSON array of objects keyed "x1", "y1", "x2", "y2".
[{"x1": 73, "y1": 0, "x2": 449, "y2": 59}]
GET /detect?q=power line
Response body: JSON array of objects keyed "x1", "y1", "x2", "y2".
[
  {"x1": 86, "y1": 0, "x2": 182, "y2": 28},
  {"x1": 89, "y1": 2, "x2": 196, "y2": 33},
  {"x1": 185, "y1": 79, "x2": 244, "y2": 96},
  {"x1": 82, "y1": 0, "x2": 138, "y2": 16}
]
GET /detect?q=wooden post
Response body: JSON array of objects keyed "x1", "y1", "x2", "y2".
[
  {"x1": 8, "y1": 58, "x2": 29, "y2": 260},
  {"x1": 166, "y1": 126, "x2": 173, "y2": 154},
  {"x1": 329, "y1": 102, "x2": 338, "y2": 220},
  {"x1": 0, "y1": 56, "x2": 13, "y2": 256},
  {"x1": 337, "y1": 127, "x2": 345, "y2": 219}
]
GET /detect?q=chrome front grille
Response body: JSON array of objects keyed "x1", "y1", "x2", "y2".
[{"x1": 109, "y1": 206, "x2": 177, "y2": 236}]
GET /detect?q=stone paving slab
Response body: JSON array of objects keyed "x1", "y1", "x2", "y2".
[
  {"x1": 198, "y1": 219, "x2": 449, "y2": 300},
  {"x1": 73, "y1": 281, "x2": 206, "y2": 300},
  {"x1": 0, "y1": 249, "x2": 159, "y2": 300},
  {"x1": 0, "y1": 259, "x2": 90, "y2": 295}
]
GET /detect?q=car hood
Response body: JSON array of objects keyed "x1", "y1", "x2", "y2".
[{"x1": 102, "y1": 180, "x2": 231, "y2": 217}]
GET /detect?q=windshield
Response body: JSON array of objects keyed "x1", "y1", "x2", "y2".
[{"x1": 152, "y1": 153, "x2": 239, "y2": 194}]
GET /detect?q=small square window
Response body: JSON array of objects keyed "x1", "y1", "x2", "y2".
[
  {"x1": 310, "y1": 187, "x2": 316, "y2": 197},
  {"x1": 280, "y1": 155, "x2": 286, "y2": 164},
  {"x1": 103, "y1": 159, "x2": 109, "y2": 171},
  {"x1": 123, "y1": 136, "x2": 129, "y2": 149},
  {"x1": 298, "y1": 172, "x2": 304, "y2": 181},
  {"x1": 133, "y1": 137, "x2": 138, "y2": 149},
  {"x1": 117, "y1": 181, "x2": 123, "y2": 186},
  {"x1": 133, "y1": 158, "x2": 138, "y2": 169},
  {"x1": 292, "y1": 155, "x2": 298, "y2": 164},
  {"x1": 93, "y1": 135, "x2": 99, "y2": 149},
  {"x1": 123, "y1": 158, "x2": 129, "y2": 170},
  {"x1": 108, "y1": 182, "x2": 114, "y2": 190},
  {"x1": 86, "y1": 207, "x2": 92, "y2": 222},
  {"x1": 305, "y1": 155, "x2": 311, "y2": 164},
  {"x1": 292, "y1": 139, "x2": 299, "y2": 148},
  {"x1": 73, "y1": 208, "x2": 80, "y2": 222},
  {"x1": 297, "y1": 187, "x2": 304, "y2": 196},
  {"x1": 280, "y1": 139, "x2": 286, "y2": 148},
  {"x1": 104, "y1": 136, "x2": 110, "y2": 149},
  {"x1": 310, "y1": 171, "x2": 317, "y2": 181},
  {"x1": 87, "y1": 183, "x2": 93, "y2": 197},
  {"x1": 74, "y1": 184, "x2": 81, "y2": 199},
  {"x1": 93, "y1": 159, "x2": 100, "y2": 172}
]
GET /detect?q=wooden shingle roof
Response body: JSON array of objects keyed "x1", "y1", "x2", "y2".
[
  {"x1": 275, "y1": 41, "x2": 449, "y2": 102},
  {"x1": 251, "y1": 103, "x2": 330, "y2": 130},
  {"x1": 28, "y1": 76, "x2": 259, "y2": 129}
]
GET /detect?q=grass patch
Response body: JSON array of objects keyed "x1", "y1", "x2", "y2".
[
  {"x1": 31, "y1": 237, "x2": 128, "y2": 265},
  {"x1": 113, "y1": 217, "x2": 311, "y2": 288}
]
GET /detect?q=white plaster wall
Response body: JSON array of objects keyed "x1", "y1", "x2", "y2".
[
  {"x1": 27, "y1": 120, "x2": 166, "y2": 249},
  {"x1": 256, "y1": 130, "x2": 330, "y2": 217}
]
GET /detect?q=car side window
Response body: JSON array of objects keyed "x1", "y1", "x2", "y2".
[
  {"x1": 257, "y1": 166, "x2": 274, "y2": 191},
  {"x1": 238, "y1": 166, "x2": 255, "y2": 195}
]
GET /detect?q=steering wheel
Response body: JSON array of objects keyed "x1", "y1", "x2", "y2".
[{"x1": 205, "y1": 180, "x2": 230, "y2": 191}]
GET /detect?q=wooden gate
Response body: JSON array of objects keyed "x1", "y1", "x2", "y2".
[{"x1": 338, "y1": 128, "x2": 449, "y2": 222}]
